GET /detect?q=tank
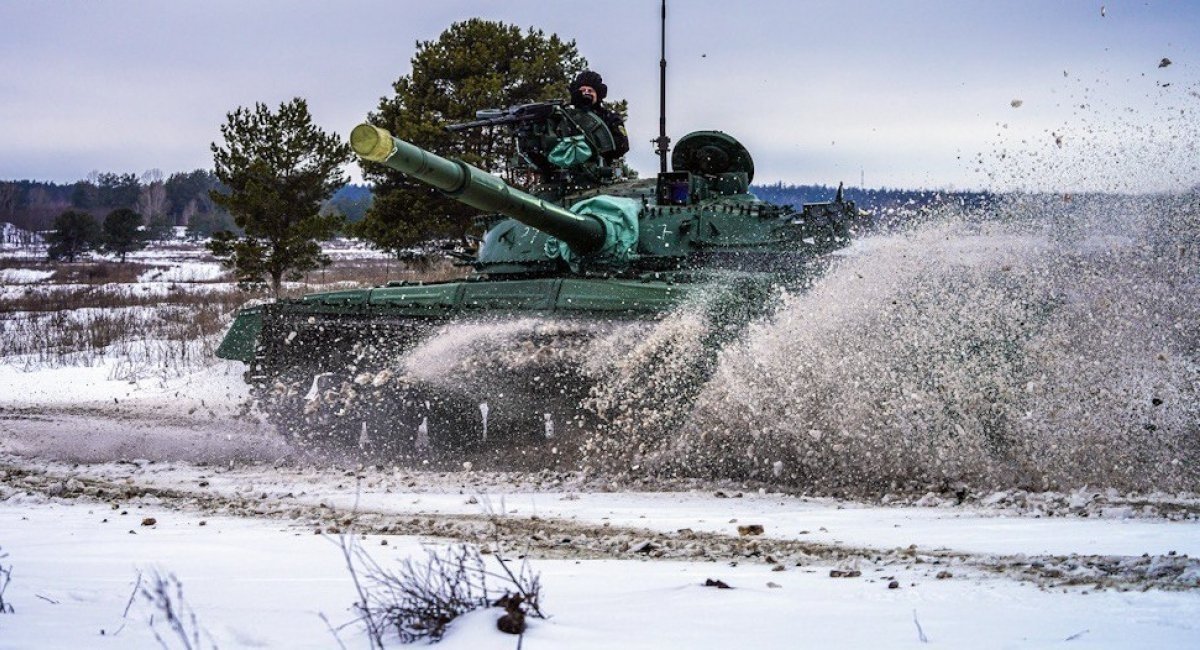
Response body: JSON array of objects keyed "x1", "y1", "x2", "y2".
[{"x1": 216, "y1": 99, "x2": 860, "y2": 461}]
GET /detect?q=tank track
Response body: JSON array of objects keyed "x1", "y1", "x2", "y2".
[{"x1": 248, "y1": 305, "x2": 598, "y2": 467}]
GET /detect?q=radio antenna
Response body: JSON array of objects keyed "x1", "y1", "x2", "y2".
[{"x1": 654, "y1": 0, "x2": 670, "y2": 173}]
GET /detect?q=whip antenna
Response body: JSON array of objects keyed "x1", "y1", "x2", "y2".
[{"x1": 655, "y1": 0, "x2": 670, "y2": 173}]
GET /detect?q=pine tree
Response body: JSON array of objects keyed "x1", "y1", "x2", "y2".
[
  {"x1": 101, "y1": 208, "x2": 147, "y2": 262},
  {"x1": 46, "y1": 210, "x2": 101, "y2": 262},
  {"x1": 353, "y1": 20, "x2": 588, "y2": 257},
  {"x1": 208, "y1": 97, "x2": 351, "y2": 296}
]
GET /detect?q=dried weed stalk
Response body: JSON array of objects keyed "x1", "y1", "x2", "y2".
[
  {"x1": 0, "y1": 546, "x2": 14, "y2": 614},
  {"x1": 140, "y1": 570, "x2": 217, "y2": 650}
]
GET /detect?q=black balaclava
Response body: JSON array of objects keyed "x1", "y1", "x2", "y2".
[{"x1": 569, "y1": 70, "x2": 607, "y2": 108}]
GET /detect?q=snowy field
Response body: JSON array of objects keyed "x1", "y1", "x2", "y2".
[
  {"x1": 2, "y1": 235, "x2": 1199, "y2": 649},
  {"x1": 3, "y1": 498, "x2": 1197, "y2": 650}
]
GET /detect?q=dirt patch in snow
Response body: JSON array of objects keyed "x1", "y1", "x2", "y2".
[{"x1": 2, "y1": 455, "x2": 1197, "y2": 593}]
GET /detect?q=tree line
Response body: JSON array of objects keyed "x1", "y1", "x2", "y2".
[
  {"x1": 0, "y1": 171, "x2": 233, "y2": 237},
  {"x1": 751, "y1": 182, "x2": 993, "y2": 210},
  {"x1": 1, "y1": 175, "x2": 371, "y2": 235},
  {"x1": 751, "y1": 182, "x2": 996, "y2": 229},
  {"x1": 0, "y1": 169, "x2": 372, "y2": 268}
]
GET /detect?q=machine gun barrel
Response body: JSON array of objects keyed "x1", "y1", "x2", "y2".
[
  {"x1": 443, "y1": 117, "x2": 511, "y2": 133},
  {"x1": 351, "y1": 123, "x2": 605, "y2": 254},
  {"x1": 444, "y1": 101, "x2": 560, "y2": 133}
]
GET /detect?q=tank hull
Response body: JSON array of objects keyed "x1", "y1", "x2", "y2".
[
  {"x1": 217, "y1": 274, "x2": 714, "y2": 462},
  {"x1": 215, "y1": 263, "x2": 819, "y2": 465}
]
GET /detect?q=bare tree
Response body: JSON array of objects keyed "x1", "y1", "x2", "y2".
[
  {"x1": 137, "y1": 169, "x2": 170, "y2": 236},
  {"x1": 180, "y1": 199, "x2": 198, "y2": 227}
]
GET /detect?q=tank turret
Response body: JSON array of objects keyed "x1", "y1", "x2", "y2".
[{"x1": 351, "y1": 115, "x2": 855, "y2": 280}]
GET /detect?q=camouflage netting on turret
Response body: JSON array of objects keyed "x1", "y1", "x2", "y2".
[{"x1": 544, "y1": 196, "x2": 640, "y2": 266}]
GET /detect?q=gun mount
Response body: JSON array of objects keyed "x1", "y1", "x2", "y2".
[
  {"x1": 446, "y1": 100, "x2": 623, "y2": 196},
  {"x1": 444, "y1": 101, "x2": 563, "y2": 132}
]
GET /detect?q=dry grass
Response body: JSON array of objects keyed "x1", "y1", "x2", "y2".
[
  {"x1": 140, "y1": 571, "x2": 217, "y2": 650},
  {"x1": 0, "y1": 308, "x2": 241, "y2": 372},
  {"x1": 52, "y1": 261, "x2": 157, "y2": 284},
  {"x1": 0, "y1": 247, "x2": 470, "y2": 372},
  {"x1": 0, "y1": 258, "x2": 157, "y2": 284},
  {"x1": 1, "y1": 255, "x2": 243, "y2": 368},
  {"x1": 2, "y1": 285, "x2": 253, "y2": 313},
  {"x1": 288, "y1": 256, "x2": 468, "y2": 293}
]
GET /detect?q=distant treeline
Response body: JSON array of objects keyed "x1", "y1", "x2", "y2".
[
  {"x1": 0, "y1": 170, "x2": 232, "y2": 238},
  {"x1": 4, "y1": 173, "x2": 992, "y2": 240},
  {"x1": 0, "y1": 172, "x2": 375, "y2": 238},
  {"x1": 328, "y1": 183, "x2": 997, "y2": 229},
  {"x1": 750, "y1": 182, "x2": 995, "y2": 223},
  {"x1": 328, "y1": 184, "x2": 372, "y2": 223}
]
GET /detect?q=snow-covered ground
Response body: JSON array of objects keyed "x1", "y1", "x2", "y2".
[
  {"x1": 135, "y1": 261, "x2": 225, "y2": 283},
  {"x1": 3, "y1": 498, "x2": 1197, "y2": 650},
  {"x1": 2, "y1": 239, "x2": 1199, "y2": 648},
  {"x1": 1, "y1": 348, "x2": 1198, "y2": 648},
  {"x1": 0, "y1": 268, "x2": 53, "y2": 284}
]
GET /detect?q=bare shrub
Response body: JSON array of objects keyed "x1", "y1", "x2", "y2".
[
  {"x1": 0, "y1": 258, "x2": 55, "y2": 274},
  {"x1": 140, "y1": 570, "x2": 217, "y2": 650},
  {"x1": 340, "y1": 538, "x2": 543, "y2": 646}
]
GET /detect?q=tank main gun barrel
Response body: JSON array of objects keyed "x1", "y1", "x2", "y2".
[{"x1": 351, "y1": 123, "x2": 605, "y2": 254}]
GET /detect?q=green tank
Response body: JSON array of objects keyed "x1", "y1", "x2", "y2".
[{"x1": 216, "y1": 99, "x2": 859, "y2": 460}]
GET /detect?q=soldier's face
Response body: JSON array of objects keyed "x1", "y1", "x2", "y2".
[{"x1": 579, "y1": 86, "x2": 598, "y2": 104}]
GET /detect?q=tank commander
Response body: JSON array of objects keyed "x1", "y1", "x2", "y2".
[{"x1": 569, "y1": 70, "x2": 630, "y2": 164}]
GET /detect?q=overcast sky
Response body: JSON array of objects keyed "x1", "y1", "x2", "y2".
[{"x1": 1, "y1": 1, "x2": 1196, "y2": 191}]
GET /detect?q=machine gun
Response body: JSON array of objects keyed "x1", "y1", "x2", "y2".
[{"x1": 444, "y1": 101, "x2": 563, "y2": 133}]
